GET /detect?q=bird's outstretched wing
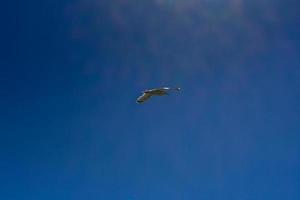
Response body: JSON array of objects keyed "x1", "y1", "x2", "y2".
[{"x1": 136, "y1": 93, "x2": 152, "y2": 103}]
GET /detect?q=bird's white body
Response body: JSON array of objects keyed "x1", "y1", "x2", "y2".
[{"x1": 136, "y1": 87, "x2": 180, "y2": 103}]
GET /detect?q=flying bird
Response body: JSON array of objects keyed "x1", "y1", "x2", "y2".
[{"x1": 136, "y1": 87, "x2": 180, "y2": 103}]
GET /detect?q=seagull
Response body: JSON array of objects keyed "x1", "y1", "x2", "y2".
[{"x1": 136, "y1": 87, "x2": 180, "y2": 103}]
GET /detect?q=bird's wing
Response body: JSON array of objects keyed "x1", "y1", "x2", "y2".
[{"x1": 136, "y1": 93, "x2": 152, "y2": 103}]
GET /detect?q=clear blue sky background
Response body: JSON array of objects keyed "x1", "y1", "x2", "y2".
[{"x1": 1, "y1": 0, "x2": 300, "y2": 199}]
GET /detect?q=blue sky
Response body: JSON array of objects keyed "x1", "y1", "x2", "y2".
[{"x1": 1, "y1": 0, "x2": 300, "y2": 199}]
